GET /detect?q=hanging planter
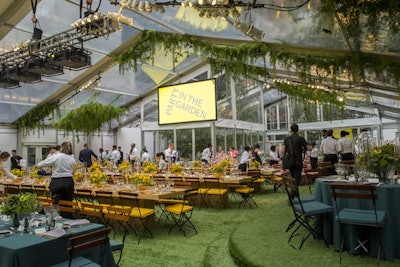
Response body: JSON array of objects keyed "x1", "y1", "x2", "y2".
[{"x1": 54, "y1": 101, "x2": 126, "y2": 136}]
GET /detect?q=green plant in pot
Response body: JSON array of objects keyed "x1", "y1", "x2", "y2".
[{"x1": 1, "y1": 193, "x2": 42, "y2": 228}]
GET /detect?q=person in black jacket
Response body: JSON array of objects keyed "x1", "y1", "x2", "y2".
[
  {"x1": 10, "y1": 150, "x2": 22, "y2": 170},
  {"x1": 78, "y1": 143, "x2": 98, "y2": 168},
  {"x1": 282, "y1": 123, "x2": 307, "y2": 195}
]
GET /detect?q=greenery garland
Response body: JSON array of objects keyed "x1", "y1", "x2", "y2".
[
  {"x1": 14, "y1": 102, "x2": 59, "y2": 137},
  {"x1": 54, "y1": 101, "x2": 126, "y2": 136},
  {"x1": 113, "y1": 30, "x2": 400, "y2": 109}
]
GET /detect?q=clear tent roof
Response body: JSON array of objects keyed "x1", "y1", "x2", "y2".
[{"x1": 0, "y1": 0, "x2": 399, "y2": 126}]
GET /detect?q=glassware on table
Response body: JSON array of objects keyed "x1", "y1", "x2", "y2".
[{"x1": 17, "y1": 213, "x2": 28, "y2": 233}]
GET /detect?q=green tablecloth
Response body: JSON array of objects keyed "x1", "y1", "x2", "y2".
[
  {"x1": 0, "y1": 221, "x2": 115, "y2": 267},
  {"x1": 315, "y1": 178, "x2": 400, "y2": 261}
]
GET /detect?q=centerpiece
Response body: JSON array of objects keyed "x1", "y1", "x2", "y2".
[
  {"x1": 129, "y1": 173, "x2": 152, "y2": 190},
  {"x1": 249, "y1": 160, "x2": 261, "y2": 170},
  {"x1": 0, "y1": 193, "x2": 42, "y2": 229},
  {"x1": 89, "y1": 162, "x2": 101, "y2": 172},
  {"x1": 356, "y1": 144, "x2": 400, "y2": 182},
  {"x1": 210, "y1": 163, "x2": 225, "y2": 178},
  {"x1": 118, "y1": 161, "x2": 131, "y2": 173},
  {"x1": 142, "y1": 161, "x2": 158, "y2": 174},
  {"x1": 170, "y1": 163, "x2": 183, "y2": 175},
  {"x1": 89, "y1": 169, "x2": 108, "y2": 187},
  {"x1": 192, "y1": 160, "x2": 202, "y2": 169}
]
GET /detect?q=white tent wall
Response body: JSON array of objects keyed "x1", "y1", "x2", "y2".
[{"x1": 0, "y1": 125, "x2": 18, "y2": 169}]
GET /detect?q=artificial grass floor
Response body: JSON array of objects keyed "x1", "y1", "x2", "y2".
[{"x1": 118, "y1": 185, "x2": 400, "y2": 267}]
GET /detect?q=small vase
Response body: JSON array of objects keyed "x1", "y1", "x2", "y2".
[{"x1": 13, "y1": 214, "x2": 20, "y2": 228}]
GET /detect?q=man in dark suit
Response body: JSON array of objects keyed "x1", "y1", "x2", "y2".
[
  {"x1": 283, "y1": 123, "x2": 307, "y2": 197},
  {"x1": 78, "y1": 143, "x2": 98, "y2": 167}
]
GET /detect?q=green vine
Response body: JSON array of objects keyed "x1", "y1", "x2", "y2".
[
  {"x1": 113, "y1": 31, "x2": 400, "y2": 108},
  {"x1": 54, "y1": 101, "x2": 126, "y2": 136},
  {"x1": 14, "y1": 102, "x2": 60, "y2": 137}
]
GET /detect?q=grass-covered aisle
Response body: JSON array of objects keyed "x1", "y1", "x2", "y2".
[{"x1": 119, "y1": 185, "x2": 400, "y2": 267}]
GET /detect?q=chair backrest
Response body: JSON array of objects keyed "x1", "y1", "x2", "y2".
[
  {"x1": 75, "y1": 189, "x2": 95, "y2": 203},
  {"x1": 203, "y1": 177, "x2": 221, "y2": 189},
  {"x1": 67, "y1": 227, "x2": 111, "y2": 267},
  {"x1": 329, "y1": 183, "x2": 380, "y2": 224},
  {"x1": 33, "y1": 184, "x2": 48, "y2": 197},
  {"x1": 282, "y1": 175, "x2": 306, "y2": 211},
  {"x1": 118, "y1": 191, "x2": 140, "y2": 208},
  {"x1": 58, "y1": 200, "x2": 79, "y2": 214},
  {"x1": 183, "y1": 187, "x2": 198, "y2": 206},
  {"x1": 80, "y1": 202, "x2": 104, "y2": 219},
  {"x1": 95, "y1": 190, "x2": 114, "y2": 206}
]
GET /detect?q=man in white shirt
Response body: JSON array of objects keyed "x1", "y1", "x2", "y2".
[
  {"x1": 111, "y1": 145, "x2": 121, "y2": 165},
  {"x1": 201, "y1": 144, "x2": 213, "y2": 165},
  {"x1": 320, "y1": 129, "x2": 338, "y2": 174}
]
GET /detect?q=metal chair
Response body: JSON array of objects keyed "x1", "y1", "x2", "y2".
[
  {"x1": 330, "y1": 183, "x2": 387, "y2": 266},
  {"x1": 283, "y1": 176, "x2": 333, "y2": 249}
]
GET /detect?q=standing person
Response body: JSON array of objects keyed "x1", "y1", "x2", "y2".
[
  {"x1": 111, "y1": 145, "x2": 121, "y2": 165},
  {"x1": 201, "y1": 144, "x2": 213, "y2": 165},
  {"x1": 214, "y1": 146, "x2": 225, "y2": 163},
  {"x1": 282, "y1": 123, "x2": 308, "y2": 191},
  {"x1": 238, "y1": 145, "x2": 251, "y2": 172},
  {"x1": 320, "y1": 129, "x2": 339, "y2": 174},
  {"x1": 141, "y1": 148, "x2": 152, "y2": 164},
  {"x1": 118, "y1": 146, "x2": 124, "y2": 164},
  {"x1": 99, "y1": 148, "x2": 106, "y2": 163},
  {"x1": 227, "y1": 146, "x2": 239, "y2": 160},
  {"x1": 0, "y1": 151, "x2": 17, "y2": 179},
  {"x1": 269, "y1": 145, "x2": 280, "y2": 166},
  {"x1": 10, "y1": 150, "x2": 22, "y2": 170},
  {"x1": 252, "y1": 144, "x2": 263, "y2": 163},
  {"x1": 37, "y1": 142, "x2": 76, "y2": 218},
  {"x1": 128, "y1": 143, "x2": 138, "y2": 165},
  {"x1": 338, "y1": 130, "x2": 355, "y2": 161},
  {"x1": 310, "y1": 142, "x2": 319, "y2": 170},
  {"x1": 78, "y1": 143, "x2": 98, "y2": 168},
  {"x1": 164, "y1": 143, "x2": 176, "y2": 163}
]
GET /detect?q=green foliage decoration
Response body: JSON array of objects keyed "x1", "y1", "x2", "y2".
[
  {"x1": 14, "y1": 102, "x2": 60, "y2": 137},
  {"x1": 55, "y1": 101, "x2": 126, "y2": 136},
  {"x1": 113, "y1": 31, "x2": 400, "y2": 109},
  {"x1": 1, "y1": 193, "x2": 42, "y2": 215}
]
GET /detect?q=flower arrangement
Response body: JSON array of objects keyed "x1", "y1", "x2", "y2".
[
  {"x1": 89, "y1": 169, "x2": 108, "y2": 186},
  {"x1": 170, "y1": 163, "x2": 183, "y2": 175},
  {"x1": 73, "y1": 171, "x2": 83, "y2": 182},
  {"x1": 1, "y1": 193, "x2": 42, "y2": 215},
  {"x1": 356, "y1": 144, "x2": 400, "y2": 177},
  {"x1": 142, "y1": 161, "x2": 158, "y2": 174},
  {"x1": 89, "y1": 162, "x2": 101, "y2": 172},
  {"x1": 218, "y1": 158, "x2": 231, "y2": 169},
  {"x1": 10, "y1": 169, "x2": 24, "y2": 177},
  {"x1": 102, "y1": 160, "x2": 110, "y2": 167},
  {"x1": 129, "y1": 173, "x2": 152, "y2": 186},
  {"x1": 118, "y1": 161, "x2": 131, "y2": 173},
  {"x1": 210, "y1": 163, "x2": 225, "y2": 174},
  {"x1": 192, "y1": 160, "x2": 202, "y2": 169},
  {"x1": 249, "y1": 160, "x2": 260, "y2": 169}
]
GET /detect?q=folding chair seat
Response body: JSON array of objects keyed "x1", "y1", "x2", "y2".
[
  {"x1": 165, "y1": 188, "x2": 198, "y2": 236},
  {"x1": 202, "y1": 177, "x2": 228, "y2": 208},
  {"x1": 283, "y1": 176, "x2": 333, "y2": 249},
  {"x1": 104, "y1": 206, "x2": 131, "y2": 266},
  {"x1": 330, "y1": 183, "x2": 387, "y2": 266},
  {"x1": 235, "y1": 178, "x2": 257, "y2": 208},
  {"x1": 118, "y1": 191, "x2": 155, "y2": 244},
  {"x1": 51, "y1": 227, "x2": 111, "y2": 267}
]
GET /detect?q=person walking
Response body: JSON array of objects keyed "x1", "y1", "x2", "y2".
[
  {"x1": 129, "y1": 143, "x2": 138, "y2": 165},
  {"x1": 37, "y1": 142, "x2": 76, "y2": 218},
  {"x1": 201, "y1": 144, "x2": 213, "y2": 166},
  {"x1": 282, "y1": 123, "x2": 307, "y2": 193},
  {"x1": 78, "y1": 143, "x2": 98, "y2": 168},
  {"x1": 238, "y1": 145, "x2": 251, "y2": 172}
]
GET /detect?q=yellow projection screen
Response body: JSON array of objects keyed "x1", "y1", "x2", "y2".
[{"x1": 158, "y1": 79, "x2": 217, "y2": 125}]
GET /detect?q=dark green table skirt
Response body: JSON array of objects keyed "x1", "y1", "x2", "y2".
[
  {"x1": 0, "y1": 221, "x2": 115, "y2": 267},
  {"x1": 315, "y1": 178, "x2": 400, "y2": 261}
]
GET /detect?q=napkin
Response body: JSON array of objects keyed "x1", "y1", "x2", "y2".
[{"x1": 63, "y1": 219, "x2": 90, "y2": 227}]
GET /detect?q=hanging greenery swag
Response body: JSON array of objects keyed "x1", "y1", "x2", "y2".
[
  {"x1": 14, "y1": 102, "x2": 60, "y2": 137},
  {"x1": 54, "y1": 101, "x2": 126, "y2": 136},
  {"x1": 113, "y1": 31, "x2": 400, "y2": 108}
]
